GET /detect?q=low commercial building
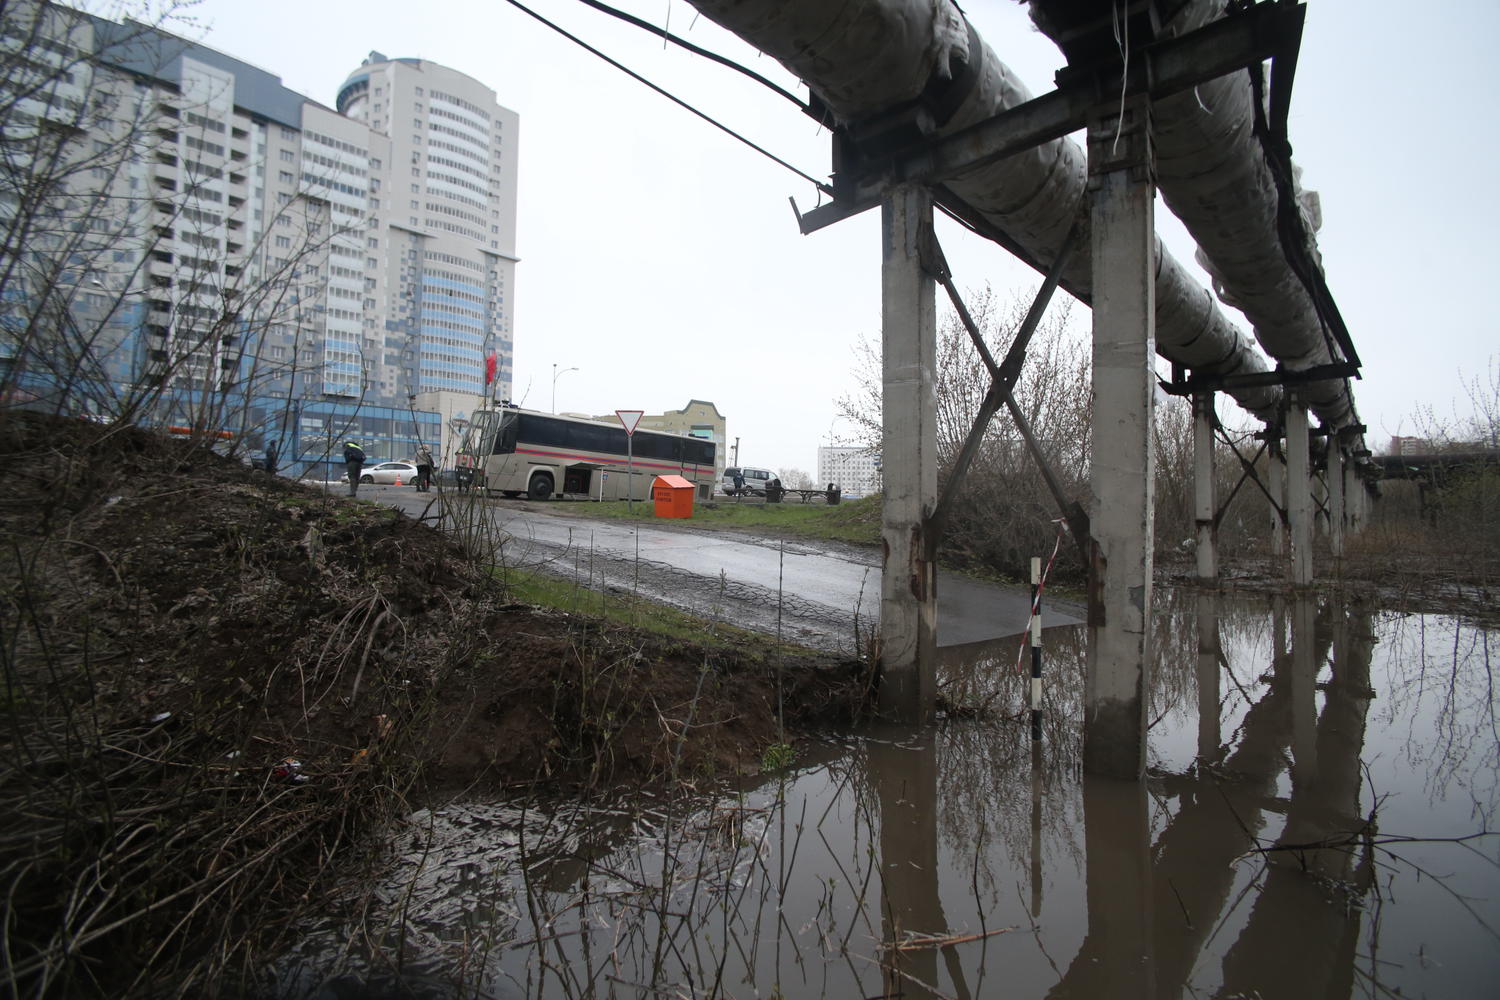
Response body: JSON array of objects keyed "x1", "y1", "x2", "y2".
[{"x1": 594, "y1": 400, "x2": 726, "y2": 479}]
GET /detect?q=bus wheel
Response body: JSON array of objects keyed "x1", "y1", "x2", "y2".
[{"x1": 527, "y1": 474, "x2": 553, "y2": 500}]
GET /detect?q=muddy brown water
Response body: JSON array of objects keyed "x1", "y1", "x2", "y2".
[{"x1": 279, "y1": 589, "x2": 1498, "y2": 999}]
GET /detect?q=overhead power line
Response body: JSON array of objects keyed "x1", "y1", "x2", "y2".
[
  {"x1": 570, "y1": 0, "x2": 812, "y2": 114},
  {"x1": 500, "y1": 0, "x2": 833, "y2": 195}
]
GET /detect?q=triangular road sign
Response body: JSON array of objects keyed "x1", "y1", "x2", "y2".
[{"x1": 616, "y1": 409, "x2": 645, "y2": 436}]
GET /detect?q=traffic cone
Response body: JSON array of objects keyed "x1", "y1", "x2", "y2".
[{"x1": 394, "y1": 474, "x2": 402, "y2": 486}]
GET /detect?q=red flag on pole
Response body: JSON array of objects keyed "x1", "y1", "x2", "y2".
[{"x1": 484, "y1": 351, "x2": 497, "y2": 387}]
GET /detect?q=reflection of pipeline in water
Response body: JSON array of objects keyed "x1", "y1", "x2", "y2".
[
  {"x1": 1216, "y1": 597, "x2": 1377, "y2": 999},
  {"x1": 1049, "y1": 594, "x2": 1345, "y2": 999}
]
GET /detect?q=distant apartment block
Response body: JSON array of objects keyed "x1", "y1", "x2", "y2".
[{"x1": 818, "y1": 445, "x2": 880, "y2": 497}]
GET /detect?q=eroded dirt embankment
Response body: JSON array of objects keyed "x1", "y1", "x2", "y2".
[{"x1": 0, "y1": 413, "x2": 870, "y2": 998}]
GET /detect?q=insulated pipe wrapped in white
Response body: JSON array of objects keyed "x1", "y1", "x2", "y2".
[
  {"x1": 683, "y1": 0, "x2": 1313, "y2": 423},
  {"x1": 1033, "y1": 0, "x2": 1354, "y2": 427}
]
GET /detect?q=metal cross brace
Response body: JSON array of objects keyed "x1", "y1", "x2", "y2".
[
  {"x1": 919, "y1": 213, "x2": 1092, "y2": 564},
  {"x1": 1220, "y1": 425, "x2": 1286, "y2": 526}
]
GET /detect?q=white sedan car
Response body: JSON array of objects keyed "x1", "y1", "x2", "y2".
[{"x1": 345, "y1": 461, "x2": 419, "y2": 485}]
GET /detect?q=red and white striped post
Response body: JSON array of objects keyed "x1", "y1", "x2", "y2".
[{"x1": 1030, "y1": 555, "x2": 1043, "y2": 741}]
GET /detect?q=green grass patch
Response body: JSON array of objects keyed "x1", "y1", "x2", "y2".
[
  {"x1": 497, "y1": 564, "x2": 814, "y2": 658},
  {"x1": 550, "y1": 494, "x2": 883, "y2": 547}
]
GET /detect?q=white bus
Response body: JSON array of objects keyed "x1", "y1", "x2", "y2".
[{"x1": 457, "y1": 407, "x2": 717, "y2": 501}]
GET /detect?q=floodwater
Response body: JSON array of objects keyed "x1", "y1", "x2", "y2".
[{"x1": 281, "y1": 590, "x2": 1499, "y2": 999}]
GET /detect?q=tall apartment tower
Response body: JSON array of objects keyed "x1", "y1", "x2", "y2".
[
  {"x1": 335, "y1": 54, "x2": 518, "y2": 407},
  {"x1": 1, "y1": 6, "x2": 519, "y2": 472}
]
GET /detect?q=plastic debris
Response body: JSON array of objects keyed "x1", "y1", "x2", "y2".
[{"x1": 272, "y1": 757, "x2": 309, "y2": 784}]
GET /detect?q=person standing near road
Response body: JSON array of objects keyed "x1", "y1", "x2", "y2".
[
  {"x1": 415, "y1": 445, "x2": 435, "y2": 492},
  {"x1": 343, "y1": 440, "x2": 365, "y2": 497},
  {"x1": 733, "y1": 470, "x2": 746, "y2": 495}
]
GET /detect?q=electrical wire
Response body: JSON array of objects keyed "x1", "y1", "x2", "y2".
[
  {"x1": 500, "y1": 0, "x2": 833, "y2": 195},
  {"x1": 569, "y1": 0, "x2": 813, "y2": 114}
]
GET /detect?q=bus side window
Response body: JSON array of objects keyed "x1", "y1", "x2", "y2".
[{"x1": 497, "y1": 414, "x2": 519, "y2": 453}]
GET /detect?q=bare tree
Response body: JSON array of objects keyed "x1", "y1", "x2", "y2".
[{"x1": 777, "y1": 466, "x2": 815, "y2": 488}]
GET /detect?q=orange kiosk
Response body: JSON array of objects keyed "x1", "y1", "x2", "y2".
[{"x1": 651, "y1": 475, "x2": 697, "y2": 519}]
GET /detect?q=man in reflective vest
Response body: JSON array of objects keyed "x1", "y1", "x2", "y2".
[{"x1": 343, "y1": 440, "x2": 365, "y2": 497}]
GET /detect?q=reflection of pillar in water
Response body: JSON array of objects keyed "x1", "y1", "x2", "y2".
[
  {"x1": 1289, "y1": 595, "x2": 1320, "y2": 783},
  {"x1": 1050, "y1": 777, "x2": 1155, "y2": 999},
  {"x1": 1271, "y1": 592, "x2": 1288, "y2": 676},
  {"x1": 1217, "y1": 597, "x2": 1376, "y2": 999},
  {"x1": 1053, "y1": 621, "x2": 1297, "y2": 1000},
  {"x1": 1195, "y1": 590, "x2": 1222, "y2": 764},
  {"x1": 870, "y1": 729, "x2": 948, "y2": 1000}
]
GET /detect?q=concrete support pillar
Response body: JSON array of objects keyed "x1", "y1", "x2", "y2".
[
  {"x1": 1193, "y1": 392, "x2": 1217, "y2": 582},
  {"x1": 1328, "y1": 441, "x2": 1345, "y2": 558},
  {"x1": 1343, "y1": 458, "x2": 1363, "y2": 533},
  {"x1": 1286, "y1": 396, "x2": 1314, "y2": 587},
  {"x1": 878, "y1": 183, "x2": 937, "y2": 723},
  {"x1": 1084, "y1": 98, "x2": 1155, "y2": 780},
  {"x1": 1267, "y1": 442, "x2": 1286, "y2": 561}
]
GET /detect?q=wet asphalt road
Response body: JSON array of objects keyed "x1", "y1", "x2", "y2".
[{"x1": 352, "y1": 484, "x2": 1083, "y2": 653}]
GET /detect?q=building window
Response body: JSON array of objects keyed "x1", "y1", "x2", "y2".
[
  {"x1": 279, "y1": 148, "x2": 294, "y2": 162},
  {"x1": 275, "y1": 235, "x2": 291, "y2": 248},
  {"x1": 278, "y1": 170, "x2": 293, "y2": 184}
]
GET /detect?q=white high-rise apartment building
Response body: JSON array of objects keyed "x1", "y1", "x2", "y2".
[
  {"x1": 336, "y1": 53, "x2": 518, "y2": 405},
  {"x1": 0, "y1": 5, "x2": 517, "y2": 471}
]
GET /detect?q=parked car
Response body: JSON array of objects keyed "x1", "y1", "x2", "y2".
[
  {"x1": 721, "y1": 466, "x2": 775, "y2": 496},
  {"x1": 343, "y1": 461, "x2": 419, "y2": 485}
]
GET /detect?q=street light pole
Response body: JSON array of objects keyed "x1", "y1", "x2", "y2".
[{"x1": 551, "y1": 364, "x2": 578, "y2": 414}]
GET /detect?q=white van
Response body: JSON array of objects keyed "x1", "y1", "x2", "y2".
[{"x1": 722, "y1": 466, "x2": 774, "y2": 496}]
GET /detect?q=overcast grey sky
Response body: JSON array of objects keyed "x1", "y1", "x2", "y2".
[{"x1": 171, "y1": 0, "x2": 1497, "y2": 471}]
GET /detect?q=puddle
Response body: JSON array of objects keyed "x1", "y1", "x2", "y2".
[{"x1": 276, "y1": 590, "x2": 1499, "y2": 998}]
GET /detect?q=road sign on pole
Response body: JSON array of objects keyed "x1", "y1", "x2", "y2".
[
  {"x1": 616, "y1": 410, "x2": 644, "y2": 435},
  {"x1": 616, "y1": 410, "x2": 645, "y2": 511}
]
